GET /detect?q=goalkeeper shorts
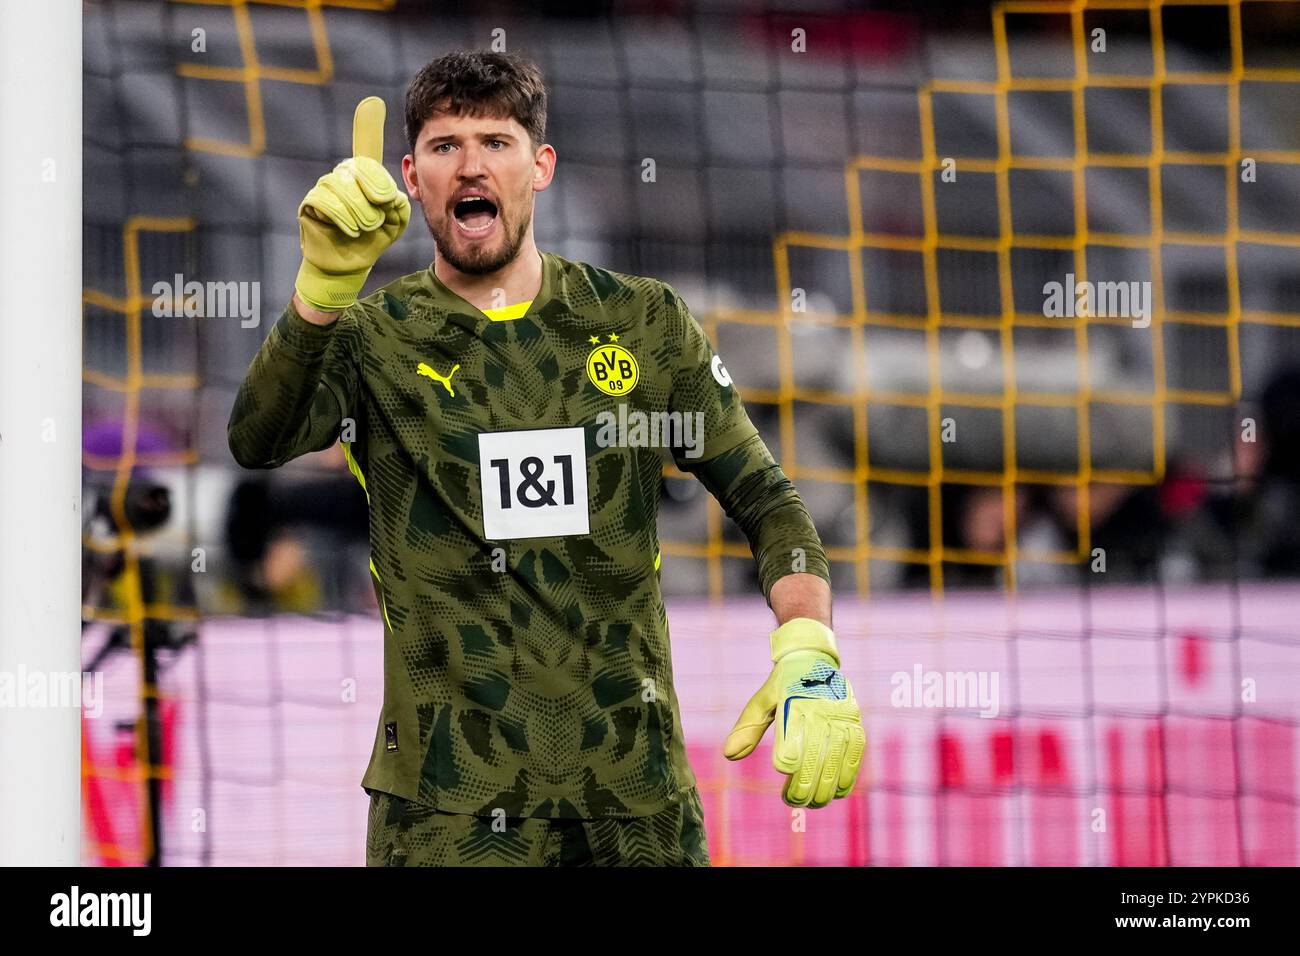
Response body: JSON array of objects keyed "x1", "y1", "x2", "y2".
[{"x1": 364, "y1": 787, "x2": 710, "y2": 867}]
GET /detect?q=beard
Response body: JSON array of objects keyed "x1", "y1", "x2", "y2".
[{"x1": 422, "y1": 188, "x2": 533, "y2": 276}]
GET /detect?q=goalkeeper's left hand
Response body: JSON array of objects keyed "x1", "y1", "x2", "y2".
[{"x1": 724, "y1": 618, "x2": 866, "y2": 808}]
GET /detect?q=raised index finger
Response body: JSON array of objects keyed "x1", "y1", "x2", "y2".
[{"x1": 352, "y1": 96, "x2": 386, "y2": 163}]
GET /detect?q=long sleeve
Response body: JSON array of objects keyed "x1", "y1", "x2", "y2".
[
  {"x1": 680, "y1": 433, "x2": 831, "y2": 600},
  {"x1": 663, "y1": 283, "x2": 830, "y2": 598},
  {"x1": 227, "y1": 300, "x2": 362, "y2": 469}
]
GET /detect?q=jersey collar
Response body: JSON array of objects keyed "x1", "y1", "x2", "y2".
[{"x1": 424, "y1": 250, "x2": 555, "y2": 325}]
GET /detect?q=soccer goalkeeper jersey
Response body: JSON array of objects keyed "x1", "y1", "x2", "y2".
[{"x1": 229, "y1": 252, "x2": 781, "y2": 819}]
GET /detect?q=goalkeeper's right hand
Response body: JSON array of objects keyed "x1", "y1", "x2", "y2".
[{"x1": 294, "y1": 96, "x2": 411, "y2": 313}]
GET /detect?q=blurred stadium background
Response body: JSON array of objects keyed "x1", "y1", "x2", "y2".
[{"x1": 80, "y1": 0, "x2": 1300, "y2": 865}]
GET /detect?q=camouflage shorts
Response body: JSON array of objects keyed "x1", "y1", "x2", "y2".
[{"x1": 365, "y1": 788, "x2": 711, "y2": 867}]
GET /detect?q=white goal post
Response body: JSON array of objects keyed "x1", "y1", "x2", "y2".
[{"x1": 0, "y1": 0, "x2": 83, "y2": 865}]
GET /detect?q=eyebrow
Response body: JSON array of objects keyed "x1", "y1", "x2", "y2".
[{"x1": 424, "y1": 131, "x2": 518, "y2": 147}]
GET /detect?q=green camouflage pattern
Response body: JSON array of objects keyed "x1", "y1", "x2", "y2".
[
  {"x1": 229, "y1": 251, "x2": 793, "y2": 819},
  {"x1": 365, "y1": 786, "x2": 710, "y2": 866}
]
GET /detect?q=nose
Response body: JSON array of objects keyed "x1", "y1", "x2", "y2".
[{"x1": 456, "y1": 142, "x2": 487, "y2": 179}]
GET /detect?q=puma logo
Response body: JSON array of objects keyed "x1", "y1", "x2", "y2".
[
  {"x1": 417, "y1": 362, "x2": 460, "y2": 397},
  {"x1": 801, "y1": 673, "x2": 836, "y2": 689}
]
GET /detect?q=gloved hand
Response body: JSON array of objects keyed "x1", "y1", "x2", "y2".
[
  {"x1": 295, "y1": 96, "x2": 411, "y2": 312},
  {"x1": 724, "y1": 618, "x2": 866, "y2": 808}
]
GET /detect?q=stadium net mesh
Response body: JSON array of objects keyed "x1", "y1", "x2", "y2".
[{"x1": 80, "y1": 0, "x2": 1299, "y2": 865}]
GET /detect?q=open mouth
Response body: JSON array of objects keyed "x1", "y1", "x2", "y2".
[{"x1": 453, "y1": 196, "x2": 498, "y2": 235}]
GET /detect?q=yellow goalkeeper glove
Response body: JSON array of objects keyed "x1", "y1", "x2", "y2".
[
  {"x1": 724, "y1": 618, "x2": 866, "y2": 808},
  {"x1": 295, "y1": 96, "x2": 411, "y2": 312}
]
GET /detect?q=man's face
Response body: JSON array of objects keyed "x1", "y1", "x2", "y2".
[{"x1": 401, "y1": 109, "x2": 554, "y2": 276}]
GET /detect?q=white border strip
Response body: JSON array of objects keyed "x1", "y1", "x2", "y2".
[{"x1": 0, "y1": 0, "x2": 83, "y2": 865}]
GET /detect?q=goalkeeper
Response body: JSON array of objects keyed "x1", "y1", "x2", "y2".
[{"x1": 228, "y1": 51, "x2": 865, "y2": 867}]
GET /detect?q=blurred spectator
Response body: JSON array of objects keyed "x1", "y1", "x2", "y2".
[
  {"x1": 1047, "y1": 480, "x2": 1168, "y2": 584},
  {"x1": 224, "y1": 443, "x2": 370, "y2": 614},
  {"x1": 1168, "y1": 366, "x2": 1300, "y2": 581},
  {"x1": 901, "y1": 484, "x2": 1031, "y2": 589}
]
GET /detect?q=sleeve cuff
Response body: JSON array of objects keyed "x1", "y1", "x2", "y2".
[
  {"x1": 274, "y1": 300, "x2": 339, "y2": 360},
  {"x1": 769, "y1": 618, "x2": 839, "y2": 664}
]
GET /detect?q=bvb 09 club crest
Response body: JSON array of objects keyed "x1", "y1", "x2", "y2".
[{"x1": 586, "y1": 340, "x2": 639, "y2": 396}]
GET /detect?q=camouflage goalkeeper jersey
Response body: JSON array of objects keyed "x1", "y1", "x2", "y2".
[{"x1": 228, "y1": 251, "x2": 761, "y2": 819}]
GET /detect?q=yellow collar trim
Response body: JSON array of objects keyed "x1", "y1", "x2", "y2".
[{"x1": 481, "y1": 299, "x2": 534, "y2": 322}]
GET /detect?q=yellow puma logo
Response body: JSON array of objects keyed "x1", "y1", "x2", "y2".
[{"x1": 417, "y1": 362, "x2": 460, "y2": 397}]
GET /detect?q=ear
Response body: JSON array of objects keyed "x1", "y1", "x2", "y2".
[
  {"x1": 401, "y1": 153, "x2": 420, "y2": 201},
  {"x1": 532, "y1": 143, "x2": 556, "y2": 193}
]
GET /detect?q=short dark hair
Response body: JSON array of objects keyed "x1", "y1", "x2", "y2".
[{"x1": 404, "y1": 51, "x2": 548, "y2": 155}]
